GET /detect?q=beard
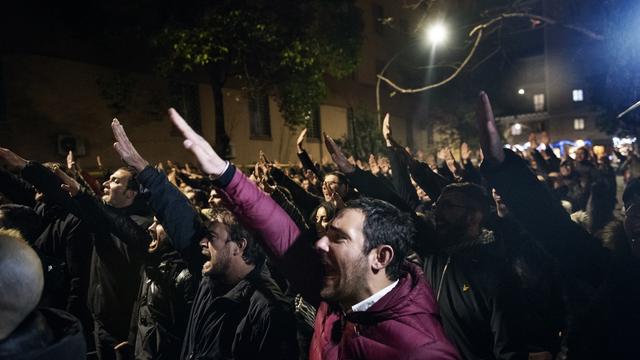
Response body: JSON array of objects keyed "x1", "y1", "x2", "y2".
[
  {"x1": 202, "y1": 246, "x2": 231, "y2": 277},
  {"x1": 319, "y1": 253, "x2": 369, "y2": 306}
]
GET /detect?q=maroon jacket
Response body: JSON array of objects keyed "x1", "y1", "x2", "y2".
[{"x1": 217, "y1": 167, "x2": 459, "y2": 359}]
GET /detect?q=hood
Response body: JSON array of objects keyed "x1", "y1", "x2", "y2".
[
  {"x1": 0, "y1": 308, "x2": 86, "y2": 360},
  {"x1": 346, "y1": 262, "x2": 438, "y2": 325}
]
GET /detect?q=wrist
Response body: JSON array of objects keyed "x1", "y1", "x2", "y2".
[
  {"x1": 132, "y1": 160, "x2": 150, "y2": 173},
  {"x1": 208, "y1": 160, "x2": 230, "y2": 178}
]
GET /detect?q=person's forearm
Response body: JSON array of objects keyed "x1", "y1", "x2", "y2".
[
  {"x1": 137, "y1": 166, "x2": 206, "y2": 267},
  {"x1": 216, "y1": 166, "x2": 322, "y2": 306},
  {"x1": 0, "y1": 167, "x2": 36, "y2": 207}
]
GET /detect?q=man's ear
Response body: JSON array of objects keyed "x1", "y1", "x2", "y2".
[
  {"x1": 370, "y1": 245, "x2": 394, "y2": 273},
  {"x1": 232, "y1": 238, "x2": 248, "y2": 257},
  {"x1": 125, "y1": 189, "x2": 138, "y2": 200}
]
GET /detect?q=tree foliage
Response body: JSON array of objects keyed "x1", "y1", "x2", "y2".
[
  {"x1": 154, "y1": 0, "x2": 363, "y2": 128},
  {"x1": 338, "y1": 106, "x2": 386, "y2": 159}
]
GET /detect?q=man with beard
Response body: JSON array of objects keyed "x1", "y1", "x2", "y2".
[
  {"x1": 166, "y1": 108, "x2": 459, "y2": 359},
  {"x1": 109, "y1": 119, "x2": 299, "y2": 359},
  {"x1": 477, "y1": 91, "x2": 640, "y2": 359},
  {"x1": 0, "y1": 147, "x2": 152, "y2": 359},
  {"x1": 422, "y1": 183, "x2": 530, "y2": 360}
]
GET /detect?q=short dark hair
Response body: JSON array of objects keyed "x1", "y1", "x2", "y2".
[
  {"x1": 439, "y1": 182, "x2": 490, "y2": 219},
  {"x1": 211, "y1": 210, "x2": 265, "y2": 266},
  {"x1": 344, "y1": 197, "x2": 415, "y2": 280},
  {"x1": 117, "y1": 166, "x2": 140, "y2": 193}
]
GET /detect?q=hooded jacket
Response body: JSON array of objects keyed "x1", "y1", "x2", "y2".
[
  {"x1": 0, "y1": 308, "x2": 86, "y2": 360},
  {"x1": 213, "y1": 165, "x2": 459, "y2": 360}
]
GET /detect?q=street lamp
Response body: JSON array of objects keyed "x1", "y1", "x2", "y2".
[
  {"x1": 518, "y1": 88, "x2": 525, "y2": 95},
  {"x1": 425, "y1": 22, "x2": 448, "y2": 46}
]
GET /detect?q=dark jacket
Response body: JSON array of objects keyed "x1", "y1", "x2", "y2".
[
  {"x1": 214, "y1": 166, "x2": 459, "y2": 360},
  {"x1": 131, "y1": 250, "x2": 196, "y2": 360},
  {"x1": 182, "y1": 264, "x2": 299, "y2": 359},
  {"x1": 0, "y1": 308, "x2": 86, "y2": 360},
  {"x1": 55, "y1": 187, "x2": 153, "y2": 344},
  {"x1": 423, "y1": 230, "x2": 528, "y2": 360},
  {"x1": 482, "y1": 150, "x2": 640, "y2": 359},
  {"x1": 4, "y1": 164, "x2": 93, "y2": 334},
  {"x1": 136, "y1": 166, "x2": 299, "y2": 360}
]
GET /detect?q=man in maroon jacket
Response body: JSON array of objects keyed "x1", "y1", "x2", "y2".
[{"x1": 165, "y1": 108, "x2": 459, "y2": 360}]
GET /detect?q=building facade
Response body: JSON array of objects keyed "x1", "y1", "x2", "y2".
[{"x1": 0, "y1": 0, "x2": 429, "y2": 170}]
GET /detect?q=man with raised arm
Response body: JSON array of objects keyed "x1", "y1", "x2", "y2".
[
  {"x1": 108, "y1": 118, "x2": 299, "y2": 360},
  {"x1": 476, "y1": 91, "x2": 640, "y2": 359},
  {"x1": 167, "y1": 108, "x2": 459, "y2": 360}
]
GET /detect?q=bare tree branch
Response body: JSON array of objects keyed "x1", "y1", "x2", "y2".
[{"x1": 375, "y1": 11, "x2": 604, "y2": 121}]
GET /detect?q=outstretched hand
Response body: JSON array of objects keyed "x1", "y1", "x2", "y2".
[
  {"x1": 323, "y1": 133, "x2": 355, "y2": 174},
  {"x1": 460, "y1": 142, "x2": 471, "y2": 162},
  {"x1": 296, "y1": 128, "x2": 308, "y2": 153},
  {"x1": 476, "y1": 92, "x2": 505, "y2": 168},
  {"x1": 168, "y1": 108, "x2": 228, "y2": 176},
  {"x1": 382, "y1": 113, "x2": 393, "y2": 147},
  {"x1": 111, "y1": 119, "x2": 150, "y2": 172},
  {"x1": 0, "y1": 147, "x2": 28, "y2": 170}
]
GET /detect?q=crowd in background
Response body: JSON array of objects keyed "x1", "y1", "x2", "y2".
[{"x1": 0, "y1": 92, "x2": 639, "y2": 360}]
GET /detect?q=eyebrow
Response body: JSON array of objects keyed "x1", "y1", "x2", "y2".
[{"x1": 327, "y1": 225, "x2": 350, "y2": 241}]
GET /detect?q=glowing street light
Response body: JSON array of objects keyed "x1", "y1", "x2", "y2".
[
  {"x1": 425, "y1": 22, "x2": 448, "y2": 46},
  {"x1": 518, "y1": 88, "x2": 525, "y2": 95}
]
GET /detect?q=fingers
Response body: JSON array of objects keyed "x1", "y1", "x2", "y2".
[
  {"x1": 383, "y1": 113, "x2": 390, "y2": 131},
  {"x1": 169, "y1": 108, "x2": 200, "y2": 141},
  {"x1": 113, "y1": 142, "x2": 126, "y2": 158},
  {"x1": 169, "y1": 108, "x2": 217, "y2": 159},
  {"x1": 183, "y1": 139, "x2": 212, "y2": 164}
]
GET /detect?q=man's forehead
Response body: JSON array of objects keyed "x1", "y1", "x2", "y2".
[
  {"x1": 332, "y1": 208, "x2": 364, "y2": 229},
  {"x1": 111, "y1": 169, "x2": 131, "y2": 179}
]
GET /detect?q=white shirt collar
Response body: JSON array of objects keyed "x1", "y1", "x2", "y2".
[{"x1": 350, "y1": 280, "x2": 399, "y2": 313}]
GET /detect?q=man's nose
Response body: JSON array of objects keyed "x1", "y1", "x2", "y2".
[{"x1": 315, "y1": 236, "x2": 330, "y2": 253}]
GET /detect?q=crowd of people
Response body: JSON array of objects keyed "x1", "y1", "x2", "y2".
[{"x1": 0, "y1": 92, "x2": 639, "y2": 360}]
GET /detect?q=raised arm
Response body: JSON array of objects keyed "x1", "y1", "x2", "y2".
[
  {"x1": 111, "y1": 119, "x2": 206, "y2": 272},
  {"x1": 296, "y1": 128, "x2": 324, "y2": 179},
  {"x1": 169, "y1": 109, "x2": 322, "y2": 305},
  {"x1": 383, "y1": 114, "x2": 420, "y2": 210},
  {"x1": 476, "y1": 92, "x2": 607, "y2": 286}
]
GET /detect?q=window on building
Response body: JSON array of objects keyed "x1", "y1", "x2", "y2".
[
  {"x1": 372, "y1": 4, "x2": 384, "y2": 35},
  {"x1": 305, "y1": 106, "x2": 321, "y2": 139},
  {"x1": 533, "y1": 94, "x2": 545, "y2": 112},
  {"x1": 511, "y1": 123, "x2": 522, "y2": 136},
  {"x1": 574, "y1": 118, "x2": 585, "y2": 130},
  {"x1": 169, "y1": 81, "x2": 201, "y2": 136},
  {"x1": 249, "y1": 95, "x2": 271, "y2": 138},
  {"x1": 572, "y1": 89, "x2": 584, "y2": 102}
]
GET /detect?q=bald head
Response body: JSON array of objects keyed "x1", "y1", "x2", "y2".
[{"x1": 0, "y1": 229, "x2": 44, "y2": 340}]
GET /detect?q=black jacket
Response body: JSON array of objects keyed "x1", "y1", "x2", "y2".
[
  {"x1": 0, "y1": 308, "x2": 86, "y2": 360},
  {"x1": 423, "y1": 230, "x2": 529, "y2": 360},
  {"x1": 182, "y1": 264, "x2": 299, "y2": 360},
  {"x1": 132, "y1": 250, "x2": 196, "y2": 360},
  {"x1": 19, "y1": 161, "x2": 153, "y2": 343},
  {"x1": 137, "y1": 166, "x2": 298, "y2": 360},
  {"x1": 482, "y1": 150, "x2": 640, "y2": 359},
  {"x1": 1, "y1": 165, "x2": 93, "y2": 334}
]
